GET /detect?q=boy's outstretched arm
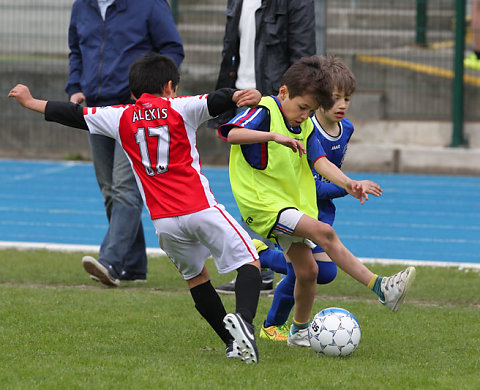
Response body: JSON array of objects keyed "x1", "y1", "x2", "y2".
[
  {"x1": 316, "y1": 175, "x2": 382, "y2": 201},
  {"x1": 313, "y1": 156, "x2": 368, "y2": 204},
  {"x1": 8, "y1": 84, "x2": 47, "y2": 113},
  {"x1": 9, "y1": 84, "x2": 88, "y2": 130}
]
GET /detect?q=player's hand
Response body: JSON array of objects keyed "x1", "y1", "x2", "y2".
[
  {"x1": 346, "y1": 180, "x2": 368, "y2": 204},
  {"x1": 358, "y1": 180, "x2": 383, "y2": 197},
  {"x1": 8, "y1": 84, "x2": 34, "y2": 107},
  {"x1": 8, "y1": 84, "x2": 47, "y2": 113},
  {"x1": 233, "y1": 89, "x2": 261, "y2": 108},
  {"x1": 272, "y1": 133, "x2": 306, "y2": 157},
  {"x1": 70, "y1": 92, "x2": 86, "y2": 104}
]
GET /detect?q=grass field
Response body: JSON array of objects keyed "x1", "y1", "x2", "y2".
[{"x1": 1, "y1": 249, "x2": 479, "y2": 389}]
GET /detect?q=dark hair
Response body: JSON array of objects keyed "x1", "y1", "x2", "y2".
[
  {"x1": 324, "y1": 54, "x2": 356, "y2": 96},
  {"x1": 129, "y1": 52, "x2": 180, "y2": 98},
  {"x1": 281, "y1": 56, "x2": 334, "y2": 110}
]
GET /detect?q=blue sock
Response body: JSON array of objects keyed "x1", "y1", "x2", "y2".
[
  {"x1": 259, "y1": 248, "x2": 288, "y2": 275},
  {"x1": 264, "y1": 263, "x2": 295, "y2": 327}
]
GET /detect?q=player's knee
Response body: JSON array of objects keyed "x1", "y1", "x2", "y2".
[
  {"x1": 313, "y1": 224, "x2": 338, "y2": 251},
  {"x1": 296, "y1": 261, "x2": 318, "y2": 283}
]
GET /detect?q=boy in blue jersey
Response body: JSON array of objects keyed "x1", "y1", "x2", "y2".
[
  {"x1": 219, "y1": 56, "x2": 416, "y2": 347},
  {"x1": 257, "y1": 55, "x2": 382, "y2": 342}
]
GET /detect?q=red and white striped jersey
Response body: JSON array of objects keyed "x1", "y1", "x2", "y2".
[{"x1": 83, "y1": 93, "x2": 218, "y2": 219}]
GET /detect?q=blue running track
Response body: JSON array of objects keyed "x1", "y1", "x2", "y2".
[{"x1": 1, "y1": 159, "x2": 479, "y2": 265}]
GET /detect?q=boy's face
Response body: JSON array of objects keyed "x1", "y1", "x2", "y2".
[
  {"x1": 278, "y1": 86, "x2": 318, "y2": 127},
  {"x1": 319, "y1": 87, "x2": 351, "y2": 123}
]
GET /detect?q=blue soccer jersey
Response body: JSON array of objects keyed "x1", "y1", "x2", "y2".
[{"x1": 311, "y1": 114, "x2": 354, "y2": 226}]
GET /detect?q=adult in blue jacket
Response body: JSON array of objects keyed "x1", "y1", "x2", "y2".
[{"x1": 66, "y1": 0, "x2": 184, "y2": 287}]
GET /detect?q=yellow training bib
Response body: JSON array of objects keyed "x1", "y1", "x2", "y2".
[{"x1": 229, "y1": 96, "x2": 318, "y2": 238}]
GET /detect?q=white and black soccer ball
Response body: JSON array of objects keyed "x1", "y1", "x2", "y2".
[{"x1": 308, "y1": 307, "x2": 361, "y2": 357}]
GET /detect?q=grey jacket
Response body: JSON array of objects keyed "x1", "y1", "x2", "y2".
[{"x1": 215, "y1": 0, "x2": 316, "y2": 96}]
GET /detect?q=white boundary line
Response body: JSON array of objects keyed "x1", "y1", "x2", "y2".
[
  {"x1": 0, "y1": 241, "x2": 166, "y2": 257},
  {"x1": 1, "y1": 241, "x2": 480, "y2": 270},
  {"x1": 357, "y1": 257, "x2": 480, "y2": 270}
]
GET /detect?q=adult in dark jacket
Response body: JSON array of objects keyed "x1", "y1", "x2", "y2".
[
  {"x1": 66, "y1": 0, "x2": 184, "y2": 287},
  {"x1": 216, "y1": 0, "x2": 316, "y2": 95},
  {"x1": 214, "y1": 0, "x2": 316, "y2": 294}
]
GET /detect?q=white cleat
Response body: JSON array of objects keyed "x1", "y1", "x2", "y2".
[
  {"x1": 380, "y1": 266, "x2": 416, "y2": 312},
  {"x1": 287, "y1": 325, "x2": 310, "y2": 347}
]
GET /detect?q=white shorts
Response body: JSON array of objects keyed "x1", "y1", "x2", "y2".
[
  {"x1": 153, "y1": 204, "x2": 258, "y2": 280},
  {"x1": 272, "y1": 208, "x2": 316, "y2": 254}
]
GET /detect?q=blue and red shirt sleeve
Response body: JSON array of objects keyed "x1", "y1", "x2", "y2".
[
  {"x1": 217, "y1": 106, "x2": 269, "y2": 139},
  {"x1": 218, "y1": 107, "x2": 271, "y2": 169}
]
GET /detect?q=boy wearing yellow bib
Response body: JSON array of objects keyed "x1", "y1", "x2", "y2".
[{"x1": 219, "y1": 56, "x2": 416, "y2": 347}]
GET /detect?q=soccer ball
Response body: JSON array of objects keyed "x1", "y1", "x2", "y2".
[{"x1": 308, "y1": 307, "x2": 361, "y2": 357}]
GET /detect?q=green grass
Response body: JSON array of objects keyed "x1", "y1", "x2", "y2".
[{"x1": 1, "y1": 249, "x2": 479, "y2": 389}]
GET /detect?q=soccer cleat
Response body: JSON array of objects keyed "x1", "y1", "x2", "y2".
[
  {"x1": 225, "y1": 340, "x2": 242, "y2": 359},
  {"x1": 223, "y1": 313, "x2": 259, "y2": 364},
  {"x1": 215, "y1": 278, "x2": 237, "y2": 294},
  {"x1": 287, "y1": 325, "x2": 310, "y2": 347},
  {"x1": 259, "y1": 323, "x2": 289, "y2": 342},
  {"x1": 119, "y1": 270, "x2": 147, "y2": 282},
  {"x1": 252, "y1": 238, "x2": 269, "y2": 254},
  {"x1": 259, "y1": 275, "x2": 274, "y2": 294},
  {"x1": 215, "y1": 277, "x2": 274, "y2": 295},
  {"x1": 464, "y1": 53, "x2": 480, "y2": 71},
  {"x1": 380, "y1": 266, "x2": 416, "y2": 312},
  {"x1": 82, "y1": 256, "x2": 120, "y2": 287}
]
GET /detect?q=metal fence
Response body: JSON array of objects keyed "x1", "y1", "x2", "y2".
[{"x1": 0, "y1": 0, "x2": 477, "y2": 160}]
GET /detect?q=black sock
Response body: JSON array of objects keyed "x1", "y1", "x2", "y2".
[
  {"x1": 190, "y1": 281, "x2": 232, "y2": 345},
  {"x1": 235, "y1": 264, "x2": 261, "y2": 325}
]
